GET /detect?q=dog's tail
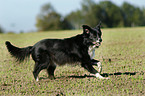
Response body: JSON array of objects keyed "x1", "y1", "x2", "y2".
[{"x1": 5, "y1": 41, "x2": 33, "y2": 62}]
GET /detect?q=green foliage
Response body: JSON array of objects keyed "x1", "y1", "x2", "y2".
[
  {"x1": 65, "y1": 10, "x2": 84, "y2": 29},
  {"x1": 121, "y1": 2, "x2": 144, "y2": 27},
  {"x1": 65, "y1": 1, "x2": 145, "y2": 29},
  {"x1": 36, "y1": 12, "x2": 62, "y2": 31},
  {"x1": 36, "y1": 3, "x2": 72, "y2": 31},
  {"x1": 82, "y1": 0, "x2": 104, "y2": 27},
  {"x1": 100, "y1": 1, "x2": 124, "y2": 27},
  {"x1": 36, "y1": 1, "x2": 145, "y2": 31},
  {"x1": 0, "y1": 26, "x2": 4, "y2": 33}
]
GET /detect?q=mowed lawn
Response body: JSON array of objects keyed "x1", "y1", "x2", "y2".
[{"x1": 0, "y1": 27, "x2": 145, "y2": 96}]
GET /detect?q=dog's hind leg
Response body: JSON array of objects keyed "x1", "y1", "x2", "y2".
[
  {"x1": 32, "y1": 51, "x2": 50, "y2": 81},
  {"x1": 47, "y1": 64, "x2": 56, "y2": 79},
  {"x1": 33, "y1": 62, "x2": 48, "y2": 81}
]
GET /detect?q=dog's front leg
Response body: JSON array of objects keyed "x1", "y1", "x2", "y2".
[
  {"x1": 82, "y1": 63, "x2": 108, "y2": 79},
  {"x1": 91, "y1": 59, "x2": 102, "y2": 73}
]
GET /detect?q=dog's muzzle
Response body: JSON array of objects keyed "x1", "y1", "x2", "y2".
[
  {"x1": 92, "y1": 38, "x2": 102, "y2": 47},
  {"x1": 92, "y1": 42, "x2": 101, "y2": 47}
]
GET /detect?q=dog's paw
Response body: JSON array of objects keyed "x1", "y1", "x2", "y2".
[
  {"x1": 36, "y1": 77, "x2": 39, "y2": 81},
  {"x1": 95, "y1": 73, "x2": 109, "y2": 79}
]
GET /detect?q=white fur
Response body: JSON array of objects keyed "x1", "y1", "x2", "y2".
[
  {"x1": 88, "y1": 45, "x2": 102, "y2": 73},
  {"x1": 88, "y1": 45, "x2": 96, "y2": 59},
  {"x1": 36, "y1": 77, "x2": 39, "y2": 81},
  {"x1": 95, "y1": 73, "x2": 104, "y2": 79},
  {"x1": 88, "y1": 42, "x2": 109, "y2": 79},
  {"x1": 96, "y1": 40, "x2": 100, "y2": 43},
  {"x1": 97, "y1": 62, "x2": 102, "y2": 73},
  {"x1": 95, "y1": 73, "x2": 109, "y2": 79},
  {"x1": 91, "y1": 61, "x2": 102, "y2": 73}
]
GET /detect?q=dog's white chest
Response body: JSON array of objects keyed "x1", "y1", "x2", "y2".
[{"x1": 88, "y1": 45, "x2": 96, "y2": 59}]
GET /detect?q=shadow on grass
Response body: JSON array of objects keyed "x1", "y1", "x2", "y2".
[
  {"x1": 39, "y1": 72, "x2": 142, "y2": 80},
  {"x1": 101, "y1": 72, "x2": 137, "y2": 77},
  {"x1": 68, "y1": 74, "x2": 94, "y2": 78},
  {"x1": 68, "y1": 72, "x2": 138, "y2": 79}
]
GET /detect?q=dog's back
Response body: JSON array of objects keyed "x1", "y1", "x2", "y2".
[{"x1": 31, "y1": 34, "x2": 85, "y2": 66}]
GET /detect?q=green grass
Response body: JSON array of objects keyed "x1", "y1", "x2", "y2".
[{"x1": 0, "y1": 27, "x2": 145, "y2": 95}]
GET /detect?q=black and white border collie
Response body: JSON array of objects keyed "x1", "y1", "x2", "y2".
[{"x1": 5, "y1": 22, "x2": 109, "y2": 81}]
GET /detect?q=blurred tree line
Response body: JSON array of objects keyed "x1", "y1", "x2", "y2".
[
  {"x1": 36, "y1": 0, "x2": 145, "y2": 31},
  {"x1": 0, "y1": 26, "x2": 4, "y2": 33},
  {"x1": 36, "y1": 3, "x2": 72, "y2": 31}
]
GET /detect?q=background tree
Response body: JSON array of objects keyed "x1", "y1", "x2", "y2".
[
  {"x1": 36, "y1": 1, "x2": 145, "y2": 31},
  {"x1": 0, "y1": 26, "x2": 4, "y2": 33},
  {"x1": 81, "y1": 0, "x2": 103, "y2": 27},
  {"x1": 142, "y1": 8, "x2": 145, "y2": 25},
  {"x1": 36, "y1": 3, "x2": 72, "y2": 31},
  {"x1": 65, "y1": 10, "x2": 84, "y2": 29},
  {"x1": 121, "y1": 2, "x2": 144, "y2": 27},
  {"x1": 65, "y1": 0, "x2": 125, "y2": 29},
  {"x1": 100, "y1": 1, "x2": 124, "y2": 27}
]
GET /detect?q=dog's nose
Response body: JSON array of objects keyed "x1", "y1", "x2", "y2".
[{"x1": 99, "y1": 38, "x2": 102, "y2": 42}]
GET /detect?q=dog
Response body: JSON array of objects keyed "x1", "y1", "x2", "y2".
[{"x1": 5, "y1": 22, "x2": 109, "y2": 81}]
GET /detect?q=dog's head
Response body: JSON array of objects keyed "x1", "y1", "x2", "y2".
[{"x1": 82, "y1": 22, "x2": 102, "y2": 48}]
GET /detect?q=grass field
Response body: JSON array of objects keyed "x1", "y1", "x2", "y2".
[{"x1": 0, "y1": 27, "x2": 145, "y2": 96}]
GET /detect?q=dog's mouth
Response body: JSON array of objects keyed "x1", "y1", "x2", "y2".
[{"x1": 92, "y1": 42, "x2": 101, "y2": 47}]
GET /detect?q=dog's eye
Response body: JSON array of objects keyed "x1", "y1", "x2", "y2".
[
  {"x1": 94, "y1": 32, "x2": 98, "y2": 37},
  {"x1": 93, "y1": 34, "x2": 97, "y2": 38}
]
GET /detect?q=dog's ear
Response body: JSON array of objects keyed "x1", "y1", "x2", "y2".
[
  {"x1": 82, "y1": 25, "x2": 91, "y2": 34},
  {"x1": 96, "y1": 21, "x2": 101, "y2": 29}
]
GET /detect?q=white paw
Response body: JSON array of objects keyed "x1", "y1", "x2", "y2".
[
  {"x1": 95, "y1": 73, "x2": 109, "y2": 79},
  {"x1": 36, "y1": 77, "x2": 39, "y2": 81}
]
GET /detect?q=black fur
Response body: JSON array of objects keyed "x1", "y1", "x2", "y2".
[
  {"x1": 5, "y1": 41, "x2": 33, "y2": 62},
  {"x1": 5, "y1": 23, "x2": 103, "y2": 81}
]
